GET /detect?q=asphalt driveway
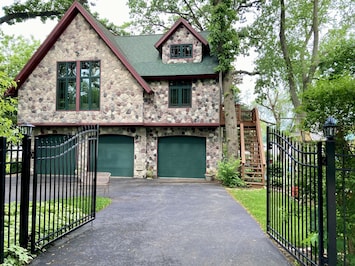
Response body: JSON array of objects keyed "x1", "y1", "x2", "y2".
[{"x1": 30, "y1": 178, "x2": 291, "y2": 266}]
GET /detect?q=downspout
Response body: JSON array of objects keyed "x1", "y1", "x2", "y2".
[{"x1": 219, "y1": 71, "x2": 223, "y2": 161}]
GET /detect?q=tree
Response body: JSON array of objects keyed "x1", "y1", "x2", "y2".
[
  {"x1": 0, "y1": 30, "x2": 40, "y2": 140},
  {"x1": 255, "y1": 85, "x2": 292, "y2": 130},
  {"x1": 301, "y1": 36, "x2": 355, "y2": 137},
  {"x1": 0, "y1": 32, "x2": 40, "y2": 78},
  {"x1": 318, "y1": 33, "x2": 355, "y2": 78},
  {"x1": 250, "y1": 0, "x2": 354, "y2": 131},
  {"x1": 0, "y1": 71, "x2": 20, "y2": 142},
  {"x1": 1, "y1": 0, "x2": 130, "y2": 35},
  {"x1": 208, "y1": 0, "x2": 241, "y2": 159},
  {"x1": 0, "y1": 0, "x2": 91, "y2": 25},
  {"x1": 301, "y1": 75, "x2": 355, "y2": 136},
  {"x1": 127, "y1": 0, "x2": 211, "y2": 33},
  {"x1": 128, "y1": 0, "x2": 260, "y2": 158}
]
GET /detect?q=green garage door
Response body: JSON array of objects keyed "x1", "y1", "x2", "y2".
[
  {"x1": 98, "y1": 135, "x2": 134, "y2": 177},
  {"x1": 36, "y1": 135, "x2": 76, "y2": 175},
  {"x1": 158, "y1": 136, "x2": 206, "y2": 178}
]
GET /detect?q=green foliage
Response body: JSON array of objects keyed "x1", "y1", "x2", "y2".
[
  {"x1": 208, "y1": 0, "x2": 240, "y2": 73},
  {"x1": 3, "y1": 245, "x2": 33, "y2": 266},
  {"x1": 0, "y1": 71, "x2": 21, "y2": 142},
  {"x1": 251, "y1": 0, "x2": 354, "y2": 130},
  {"x1": 0, "y1": 32, "x2": 40, "y2": 78},
  {"x1": 127, "y1": 0, "x2": 211, "y2": 33},
  {"x1": 319, "y1": 35, "x2": 355, "y2": 78},
  {"x1": 5, "y1": 160, "x2": 22, "y2": 174},
  {"x1": 1, "y1": 0, "x2": 92, "y2": 25},
  {"x1": 0, "y1": 30, "x2": 40, "y2": 142},
  {"x1": 217, "y1": 158, "x2": 245, "y2": 187},
  {"x1": 1, "y1": 1, "x2": 129, "y2": 36},
  {"x1": 3, "y1": 196, "x2": 111, "y2": 264},
  {"x1": 301, "y1": 75, "x2": 355, "y2": 135},
  {"x1": 335, "y1": 143, "x2": 355, "y2": 265}
]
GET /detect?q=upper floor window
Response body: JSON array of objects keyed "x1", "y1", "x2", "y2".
[
  {"x1": 169, "y1": 81, "x2": 191, "y2": 107},
  {"x1": 57, "y1": 61, "x2": 100, "y2": 111},
  {"x1": 170, "y1": 44, "x2": 193, "y2": 58}
]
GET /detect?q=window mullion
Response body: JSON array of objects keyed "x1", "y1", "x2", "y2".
[
  {"x1": 178, "y1": 87, "x2": 182, "y2": 106},
  {"x1": 76, "y1": 61, "x2": 80, "y2": 111}
]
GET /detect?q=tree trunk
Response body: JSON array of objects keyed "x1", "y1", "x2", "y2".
[
  {"x1": 223, "y1": 71, "x2": 239, "y2": 159},
  {"x1": 279, "y1": 0, "x2": 300, "y2": 110}
]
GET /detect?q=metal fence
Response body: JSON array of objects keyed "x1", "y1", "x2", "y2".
[
  {"x1": 0, "y1": 139, "x2": 25, "y2": 263},
  {"x1": 335, "y1": 143, "x2": 355, "y2": 265},
  {"x1": 266, "y1": 127, "x2": 355, "y2": 266},
  {"x1": 0, "y1": 125, "x2": 99, "y2": 263}
]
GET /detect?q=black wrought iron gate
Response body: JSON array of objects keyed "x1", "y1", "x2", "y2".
[
  {"x1": 0, "y1": 125, "x2": 99, "y2": 263},
  {"x1": 266, "y1": 127, "x2": 355, "y2": 266}
]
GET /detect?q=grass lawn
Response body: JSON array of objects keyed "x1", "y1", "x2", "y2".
[
  {"x1": 228, "y1": 187, "x2": 316, "y2": 249},
  {"x1": 227, "y1": 188, "x2": 267, "y2": 231},
  {"x1": 96, "y1": 196, "x2": 112, "y2": 211}
]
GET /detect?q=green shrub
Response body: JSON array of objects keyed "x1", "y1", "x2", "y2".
[
  {"x1": 3, "y1": 245, "x2": 33, "y2": 266},
  {"x1": 217, "y1": 158, "x2": 246, "y2": 188},
  {"x1": 5, "y1": 155, "x2": 22, "y2": 174}
]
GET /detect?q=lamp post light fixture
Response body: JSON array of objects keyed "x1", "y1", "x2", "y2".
[
  {"x1": 323, "y1": 116, "x2": 337, "y2": 140},
  {"x1": 19, "y1": 122, "x2": 35, "y2": 136},
  {"x1": 323, "y1": 116, "x2": 337, "y2": 265}
]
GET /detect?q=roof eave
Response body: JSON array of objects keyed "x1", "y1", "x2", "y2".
[
  {"x1": 154, "y1": 18, "x2": 208, "y2": 50},
  {"x1": 8, "y1": 1, "x2": 152, "y2": 96},
  {"x1": 142, "y1": 73, "x2": 219, "y2": 81}
]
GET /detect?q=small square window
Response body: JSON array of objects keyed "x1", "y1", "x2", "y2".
[
  {"x1": 170, "y1": 44, "x2": 193, "y2": 58},
  {"x1": 169, "y1": 81, "x2": 192, "y2": 107}
]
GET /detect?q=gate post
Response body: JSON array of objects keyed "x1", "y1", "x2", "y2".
[
  {"x1": 19, "y1": 135, "x2": 31, "y2": 248},
  {"x1": 317, "y1": 142, "x2": 325, "y2": 265},
  {"x1": 325, "y1": 138, "x2": 336, "y2": 266},
  {"x1": 0, "y1": 137, "x2": 6, "y2": 263}
]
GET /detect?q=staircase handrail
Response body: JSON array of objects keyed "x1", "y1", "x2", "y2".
[
  {"x1": 240, "y1": 122, "x2": 246, "y2": 178},
  {"x1": 253, "y1": 108, "x2": 266, "y2": 172}
]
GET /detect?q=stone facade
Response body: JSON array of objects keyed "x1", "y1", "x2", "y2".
[
  {"x1": 19, "y1": 12, "x2": 223, "y2": 179},
  {"x1": 18, "y1": 14, "x2": 144, "y2": 125},
  {"x1": 162, "y1": 25, "x2": 203, "y2": 64},
  {"x1": 144, "y1": 80, "x2": 220, "y2": 124},
  {"x1": 34, "y1": 126, "x2": 222, "y2": 178}
]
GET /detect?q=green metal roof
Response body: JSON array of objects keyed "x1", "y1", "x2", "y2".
[{"x1": 113, "y1": 33, "x2": 219, "y2": 77}]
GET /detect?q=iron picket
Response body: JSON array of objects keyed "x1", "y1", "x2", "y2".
[
  {"x1": 31, "y1": 125, "x2": 99, "y2": 252},
  {"x1": 267, "y1": 127, "x2": 355, "y2": 266},
  {"x1": 267, "y1": 127, "x2": 323, "y2": 265}
]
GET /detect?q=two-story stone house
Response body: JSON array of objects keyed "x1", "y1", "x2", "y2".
[{"x1": 10, "y1": 2, "x2": 223, "y2": 179}]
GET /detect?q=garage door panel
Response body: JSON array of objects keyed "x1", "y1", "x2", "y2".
[
  {"x1": 98, "y1": 135, "x2": 134, "y2": 177},
  {"x1": 158, "y1": 136, "x2": 206, "y2": 178},
  {"x1": 36, "y1": 135, "x2": 76, "y2": 175}
]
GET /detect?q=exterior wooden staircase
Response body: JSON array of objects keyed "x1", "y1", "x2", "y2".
[{"x1": 220, "y1": 105, "x2": 266, "y2": 187}]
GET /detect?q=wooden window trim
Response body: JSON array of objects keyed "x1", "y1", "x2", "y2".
[
  {"x1": 169, "y1": 81, "x2": 192, "y2": 108},
  {"x1": 56, "y1": 60, "x2": 100, "y2": 111}
]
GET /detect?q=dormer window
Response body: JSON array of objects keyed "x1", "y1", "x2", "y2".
[{"x1": 170, "y1": 44, "x2": 193, "y2": 58}]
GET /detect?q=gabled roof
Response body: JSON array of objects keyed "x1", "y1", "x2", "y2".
[
  {"x1": 115, "y1": 32, "x2": 218, "y2": 77},
  {"x1": 8, "y1": 1, "x2": 152, "y2": 96},
  {"x1": 154, "y1": 18, "x2": 208, "y2": 50}
]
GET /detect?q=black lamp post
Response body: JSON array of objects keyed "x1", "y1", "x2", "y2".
[
  {"x1": 18, "y1": 122, "x2": 34, "y2": 248},
  {"x1": 323, "y1": 116, "x2": 337, "y2": 265},
  {"x1": 19, "y1": 122, "x2": 34, "y2": 137},
  {"x1": 323, "y1": 116, "x2": 337, "y2": 140}
]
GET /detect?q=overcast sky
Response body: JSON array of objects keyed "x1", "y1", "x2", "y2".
[{"x1": 0, "y1": 0, "x2": 130, "y2": 40}]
